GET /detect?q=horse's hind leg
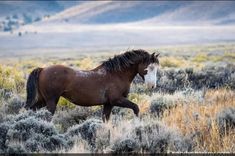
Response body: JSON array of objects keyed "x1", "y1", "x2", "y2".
[
  {"x1": 29, "y1": 95, "x2": 46, "y2": 111},
  {"x1": 46, "y1": 98, "x2": 59, "y2": 115},
  {"x1": 31, "y1": 100, "x2": 46, "y2": 111}
]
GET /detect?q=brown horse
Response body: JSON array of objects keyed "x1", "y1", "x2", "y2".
[{"x1": 25, "y1": 49, "x2": 159, "y2": 122}]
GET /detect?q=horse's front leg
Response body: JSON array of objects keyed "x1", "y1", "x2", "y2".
[
  {"x1": 112, "y1": 98, "x2": 140, "y2": 117},
  {"x1": 102, "y1": 104, "x2": 113, "y2": 123}
]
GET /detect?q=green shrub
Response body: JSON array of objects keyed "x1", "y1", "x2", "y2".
[{"x1": 58, "y1": 97, "x2": 76, "y2": 109}]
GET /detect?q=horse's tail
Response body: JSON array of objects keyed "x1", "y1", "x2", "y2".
[{"x1": 25, "y1": 67, "x2": 43, "y2": 109}]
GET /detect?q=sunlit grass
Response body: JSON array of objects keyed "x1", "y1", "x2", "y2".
[
  {"x1": 0, "y1": 43, "x2": 234, "y2": 153},
  {"x1": 162, "y1": 88, "x2": 235, "y2": 152}
]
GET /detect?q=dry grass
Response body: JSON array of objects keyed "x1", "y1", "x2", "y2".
[
  {"x1": 75, "y1": 57, "x2": 97, "y2": 70},
  {"x1": 160, "y1": 56, "x2": 187, "y2": 68},
  {"x1": 0, "y1": 43, "x2": 235, "y2": 153},
  {"x1": 162, "y1": 89, "x2": 235, "y2": 152},
  {"x1": 128, "y1": 93, "x2": 151, "y2": 114}
]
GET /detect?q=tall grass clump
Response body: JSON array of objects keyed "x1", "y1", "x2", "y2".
[
  {"x1": 0, "y1": 65, "x2": 25, "y2": 94},
  {"x1": 162, "y1": 89, "x2": 235, "y2": 152}
]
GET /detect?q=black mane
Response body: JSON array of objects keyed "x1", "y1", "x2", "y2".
[{"x1": 102, "y1": 49, "x2": 154, "y2": 72}]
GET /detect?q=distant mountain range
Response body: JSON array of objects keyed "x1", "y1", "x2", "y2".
[
  {"x1": 1, "y1": 1, "x2": 235, "y2": 32},
  {"x1": 0, "y1": 1, "x2": 79, "y2": 19},
  {"x1": 0, "y1": 1, "x2": 235, "y2": 53},
  {"x1": 40, "y1": 1, "x2": 235, "y2": 26}
]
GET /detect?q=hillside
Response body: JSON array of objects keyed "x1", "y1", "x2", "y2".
[
  {"x1": 1, "y1": 1, "x2": 235, "y2": 32},
  {"x1": 0, "y1": 1, "x2": 235, "y2": 53}
]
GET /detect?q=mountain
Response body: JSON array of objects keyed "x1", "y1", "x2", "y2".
[
  {"x1": 41, "y1": 1, "x2": 186, "y2": 24},
  {"x1": 1, "y1": 1, "x2": 235, "y2": 32},
  {"x1": 0, "y1": 1, "x2": 80, "y2": 19},
  {"x1": 0, "y1": 1, "x2": 80, "y2": 32},
  {"x1": 135, "y1": 1, "x2": 235, "y2": 26},
  {"x1": 0, "y1": 1, "x2": 235, "y2": 53},
  {"x1": 34, "y1": 1, "x2": 235, "y2": 26}
]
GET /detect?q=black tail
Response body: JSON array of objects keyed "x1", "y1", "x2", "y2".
[{"x1": 25, "y1": 67, "x2": 43, "y2": 109}]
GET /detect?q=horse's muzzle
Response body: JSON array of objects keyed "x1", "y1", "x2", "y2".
[{"x1": 146, "y1": 83, "x2": 156, "y2": 89}]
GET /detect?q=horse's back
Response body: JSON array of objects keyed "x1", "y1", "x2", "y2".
[{"x1": 40, "y1": 64, "x2": 75, "y2": 80}]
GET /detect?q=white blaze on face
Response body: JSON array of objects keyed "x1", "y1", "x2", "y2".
[{"x1": 144, "y1": 63, "x2": 158, "y2": 89}]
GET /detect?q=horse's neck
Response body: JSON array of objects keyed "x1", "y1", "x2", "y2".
[{"x1": 118, "y1": 66, "x2": 138, "y2": 83}]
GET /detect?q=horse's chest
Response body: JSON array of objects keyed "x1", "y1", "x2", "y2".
[
  {"x1": 107, "y1": 82, "x2": 130, "y2": 99},
  {"x1": 123, "y1": 88, "x2": 130, "y2": 98}
]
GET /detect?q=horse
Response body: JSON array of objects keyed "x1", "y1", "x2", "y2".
[{"x1": 25, "y1": 49, "x2": 160, "y2": 122}]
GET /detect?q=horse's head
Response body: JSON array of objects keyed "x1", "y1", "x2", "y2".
[
  {"x1": 138, "y1": 52, "x2": 160, "y2": 89},
  {"x1": 101, "y1": 49, "x2": 159, "y2": 89}
]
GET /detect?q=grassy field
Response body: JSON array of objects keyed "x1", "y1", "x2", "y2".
[{"x1": 0, "y1": 43, "x2": 235, "y2": 153}]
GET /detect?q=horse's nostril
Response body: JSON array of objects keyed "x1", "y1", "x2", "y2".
[{"x1": 151, "y1": 86, "x2": 154, "y2": 89}]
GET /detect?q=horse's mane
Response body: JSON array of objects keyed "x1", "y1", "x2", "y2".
[{"x1": 101, "y1": 49, "x2": 154, "y2": 72}]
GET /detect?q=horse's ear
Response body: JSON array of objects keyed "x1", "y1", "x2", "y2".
[
  {"x1": 151, "y1": 52, "x2": 155, "y2": 58},
  {"x1": 155, "y1": 53, "x2": 160, "y2": 58}
]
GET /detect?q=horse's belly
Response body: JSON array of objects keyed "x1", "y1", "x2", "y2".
[{"x1": 62, "y1": 88, "x2": 107, "y2": 106}]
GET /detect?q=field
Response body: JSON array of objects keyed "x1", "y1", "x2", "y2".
[{"x1": 0, "y1": 43, "x2": 235, "y2": 153}]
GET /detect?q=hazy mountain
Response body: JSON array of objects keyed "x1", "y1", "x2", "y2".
[
  {"x1": 0, "y1": 1, "x2": 80, "y2": 31},
  {"x1": 0, "y1": 1, "x2": 80, "y2": 19},
  {"x1": 41, "y1": 1, "x2": 186, "y2": 24},
  {"x1": 1, "y1": 1, "x2": 235, "y2": 30},
  {"x1": 0, "y1": 1, "x2": 235, "y2": 53},
  {"x1": 35, "y1": 1, "x2": 235, "y2": 26}
]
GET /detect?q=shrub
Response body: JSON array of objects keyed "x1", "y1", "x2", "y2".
[
  {"x1": 155, "y1": 68, "x2": 189, "y2": 93},
  {"x1": 1, "y1": 110, "x2": 71, "y2": 153},
  {"x1": 53, "y1": 107, "x2": 93, "y2": 132},
  {"x1": 110, "y1": 121, "x2": 192, "y2": 153},
  {"x1": 188, "y1": 65, "x2": 233, "y2": 89},
  {"x1": 149, "y1": 97, "x2": 173, "y2": 117},
  {"x1": 94, "y1": 125, "x2": 110, "y2": 152},
  {"x1": 0, "y1": 65, "x2": 25, "y2": 93},
  {"x1": 216, "y1": 107, "x2": 235, "y2": 134},
  {"x1": 229, "y1": 73, "x2": 235, "y2": 89},
  {"x1": 75, "y1": 57, "x2": 96, "y2": 70},
  {"x1": 12, "y1": 70, "x2": 25, "y2": 94},
  {"x1": 160, "y1": 57, "x2": 185, "y2": 68},
  {"x1": 0, "y1": 89, "x2": 12, "y2": 102},
  {"x1": 4, "y1": 95, "x2": 24, "y2": 114},
  {"x1": 0, "y1": 122, "x2": 11, "y2": 152},
  {"x1": 192, "y1": 53, "x2": 208, "y2": 63},
  {"x1": 133, "y1": 74, "x2": 144, "y2": 84},
  {"x1": 65, "y1": 118, "x2": 105, "y2": 149},
  {"x1": 57, "y1": 97, "x2": 76, "y2": 109},
  {"x1": 133, "y1": 64, "x2": 235, "y2": 92},
  {"x1": 11, "y1": 109, "x2": 52, "y2": 122},
  {"x1": 24, "y1": 133, "x2": 69, "y2": 152},
  {"x1": 111, "y1": 138, "x2": 140, "y2": 153},
  {"x1": 6, "y1": 144, "x2": 26, "y2": 154},
  {"x1": 134, "y1": 123, "x2": 192, "y2": 152},
  {"x1": 111, "y1": 107, "x2": 134, "y2": 121},
  {"x1": 11, "y1": 118, "x2": 56, "y2": 139}
]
